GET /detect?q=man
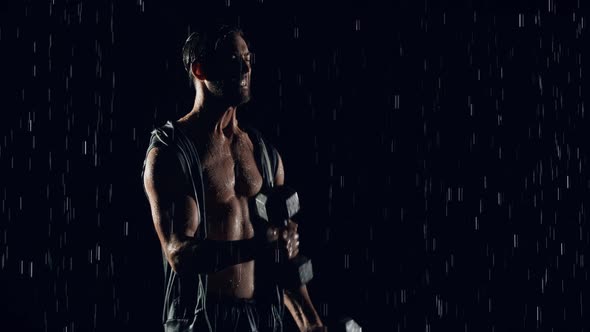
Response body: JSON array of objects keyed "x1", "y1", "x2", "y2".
[{"x1": 142, "y1": 24, "x2": 324, "y2": 332}]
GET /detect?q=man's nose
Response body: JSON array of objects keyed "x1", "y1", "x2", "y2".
[{"x1": 240, "y1": 58, "x2": 251, "y2": 75}]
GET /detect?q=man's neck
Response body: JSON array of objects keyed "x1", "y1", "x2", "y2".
[{"x1": 179, "y1": 96, "x2": 240, "y2": 140}]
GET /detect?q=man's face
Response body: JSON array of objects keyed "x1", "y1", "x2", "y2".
[{"x1": 203, "y1": 33, "x2": 252, "y2": 106}]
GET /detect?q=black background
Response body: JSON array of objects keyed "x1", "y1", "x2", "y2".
[{"x1": 1, "y1": 0, "x2": 588, "y2": 331}]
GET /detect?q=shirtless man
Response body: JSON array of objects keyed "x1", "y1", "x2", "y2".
[{"x1": 142, "y1": 25, "x2": 324, "y2": 332}]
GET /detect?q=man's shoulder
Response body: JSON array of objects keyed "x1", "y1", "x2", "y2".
[
  {"x1": 144, "y1": 121, "x2": 187, "y2": 178},
  {"x1": 239, "y1": 125, "x2": 281, "y2": 179},
  {"x1": 240, "y1": 125, "x2": 276, "y2": 149},
  {"x1": 147, "y1": 119, "x2": 201, "y2": 153},
  {"x1": 144, "y1": 145, "x2": 183, "y2": 179},
  {"x1": 149, "y1": 120, "x2": 177, "y2": 146}
]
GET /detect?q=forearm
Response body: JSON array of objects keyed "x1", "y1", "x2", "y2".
[
  {"x1": 285, "y1": 285, "x2": 323, "y2": 328},
  {"x1": 173, "y1": 238, "x2": 260, "y2": 275}
]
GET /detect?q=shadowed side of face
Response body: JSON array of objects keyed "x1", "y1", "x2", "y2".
[{"x1": 201, "y1": 33, "x2": 253, "y2": 106}]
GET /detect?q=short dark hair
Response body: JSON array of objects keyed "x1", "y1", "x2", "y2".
[{"x1": 182, "y1": 24, "x2": 245, "y2": 84}]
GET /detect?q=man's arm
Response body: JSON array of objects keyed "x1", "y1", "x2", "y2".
[
  {"x1": 274, "y1": 153, "x2": 325, "y2": 331},
  {"x1": 143, "y1": 147, "x2": 259, "y2": 276}
]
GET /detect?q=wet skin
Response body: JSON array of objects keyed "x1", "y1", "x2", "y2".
[{"x1": 144, "y1": 33, "x2": 299, "y2": 299}]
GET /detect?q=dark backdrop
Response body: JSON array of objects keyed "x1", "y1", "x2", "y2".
[{"x1": 1, "y1": 0, "x2": 588, "y2": 331}]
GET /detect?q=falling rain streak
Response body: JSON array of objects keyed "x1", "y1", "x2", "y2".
[{"x1": 1, "y1": 1, "x2": 588, "y2": 332}]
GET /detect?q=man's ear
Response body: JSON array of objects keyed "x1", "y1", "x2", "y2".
[{"x1": 191, "y1": 62, "x2": 206, "y2": 81}]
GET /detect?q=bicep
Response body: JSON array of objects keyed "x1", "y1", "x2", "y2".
[
  {"x1": 274, "y1": 151, "x2": 285, "y2": 186},
  {"x1": 143, "y1": 147, "x2": 200, "y2": 259}
]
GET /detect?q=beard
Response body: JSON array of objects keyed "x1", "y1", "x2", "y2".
[{"x1": 208, "y1": 79, "x2": 251, "y2": 106}]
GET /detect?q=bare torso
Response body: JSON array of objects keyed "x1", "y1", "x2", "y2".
[{"x1": 177, "y1": 119, "x2": 263, "y2": 299}]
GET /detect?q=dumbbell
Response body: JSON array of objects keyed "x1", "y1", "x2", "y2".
[
  {"x1": 298, "y1": 315, "x2": 362, "y2": 332},
  {"x1": 252, "y1": 186, "x2": 314, "y2": 288},
  {"x1": 331, "y1": 316, "x2": 362, "y2": 332}
]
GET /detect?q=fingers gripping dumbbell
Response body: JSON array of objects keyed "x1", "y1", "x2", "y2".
[{"x1": 252, "y1": 186, "x2": 313, "y2": 288}]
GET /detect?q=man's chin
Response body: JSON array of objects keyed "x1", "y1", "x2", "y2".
[
  {"x1": 240, "y1": 93, "x2": 251, "y2": 105},
  {"x1": 230, "y1": 91, "x2": 251, "y2": 106}
]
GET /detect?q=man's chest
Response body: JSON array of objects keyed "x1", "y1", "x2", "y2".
[{"x1": 200, "y1": 133, "x2": 264, "y2": 201}]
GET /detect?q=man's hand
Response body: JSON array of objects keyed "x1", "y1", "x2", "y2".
[
  {"x1": 281, "y1": 221, "x2": 300, "y2": 259},
  {"x1": 266, "y1": 220, "x2": 300, "y2": 260}
]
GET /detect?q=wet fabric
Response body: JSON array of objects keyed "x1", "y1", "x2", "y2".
[
  {"x1": 141, "y1": 120, "x2": 284, "y2": 332},
  {"x1": 195, "y1": 296, "x2": 284, "y2": 332}
]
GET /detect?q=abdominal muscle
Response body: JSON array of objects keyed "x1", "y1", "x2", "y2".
[
  {"x1": 205, "y1": 195, "x2": 257, "y2": 299},
  {"x1": 193, "y1": 127, "x2": 263, "y2": 300}
]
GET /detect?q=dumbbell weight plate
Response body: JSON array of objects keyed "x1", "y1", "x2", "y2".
[{"x1": 281, "y1": 255, "x2": 313, "y2": 289}]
